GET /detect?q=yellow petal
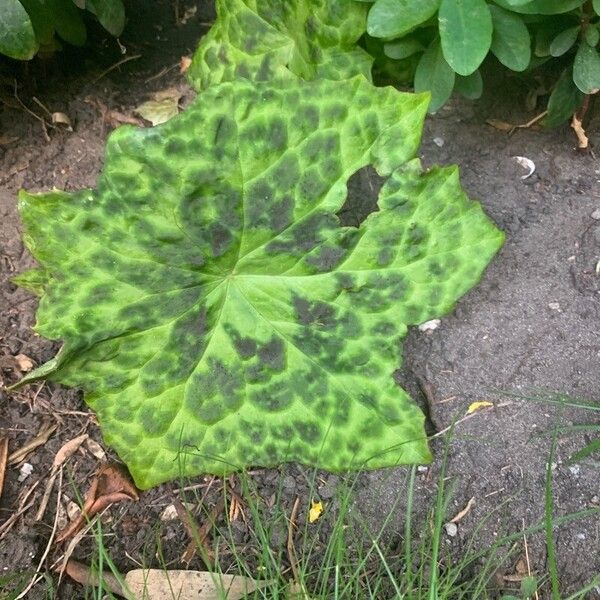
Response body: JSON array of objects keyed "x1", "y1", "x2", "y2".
[
  {"x1": 308, "y1": 501, "x2": 323, "y2": 523},
  {"x1": 467, "y1": 401, "x2": 493, "y2": 414}
]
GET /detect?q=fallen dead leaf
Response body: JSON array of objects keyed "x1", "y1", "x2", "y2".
[
  {"x1": 8, "y1": 419, "x2": 57, "y2": 465},
  {"x1": 486, "y1": 118, "x2": 514, "y2": 132},
  {"x1": 14, "y1": 353, "x2": 34, "y2": 372},
  {"x1": 85, "y1": 438, "x2": 106, "y2": 461},
  {"x1": 0, "y1": 437, "x2": 8, "y2": 499},
  {"x1": 180, "y1": 56, "x2": 192, "y2": 73},
  {"x1": 125, "y1": 569, "x2": 269, "y2": 600},
  {"x1": 0, "y1": 134, "x2": 19, "y2": 145},
  {"x1": 64, "y1": 559, "x2": 124, "y2": 596},
  {"x1": 51, "y1": 112, "x2": 73, "y2": 131},
  {"x1": 467, "y1": 401, "x2": 493, "y2": 414},
  {"x1": 308, "y1": 501, "x2": 323, "y2": 523},
  {"x1": 56, "y1": 462, "x2": 139, "y2": 543},
  {"x1": 571, "y1": 112, "x2": 589, "y2": 150},
  {"x1": 450, "y1": 496, "x2": 475, "y2": 523},
  {"x1": 134, "y1": 87, "x2": 182, "y2": 126}
]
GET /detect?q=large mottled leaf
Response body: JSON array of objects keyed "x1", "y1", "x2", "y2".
[
  {"x1": 187, "y1": 0, "x2": 372, "y2": 91},
  {"x1": 16, "y1": 77, "x2": 503, "y2": 489}
]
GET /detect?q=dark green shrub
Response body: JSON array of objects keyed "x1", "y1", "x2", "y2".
[{"x1": 0, "y1": 0, "x2": 125, "y2": 60}]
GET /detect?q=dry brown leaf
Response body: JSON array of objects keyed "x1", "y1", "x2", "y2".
[
  {"x1": 449, "y1": 496, "x2": 475, "y2": 523},
  {"x1": 571, "y1": 113, "x2": 589, "y2": 150},
  {"x1": 134, "y1": 88, "x2": 182, "y2": 126},
  {"x1": 0, "y1": 134, "x2": 19, "y2": 145},
  {"x1": 56, "y1": 462, "x2": 138, "y2": 543},
  {"x1": 85, "y1": 438, "x2": 106, "y2": 461},
  {"x1": 51, "y1": 112, "x2": 73, "y2": 131},
  {"x1": 180, "y1": 56, "x2": 192, "y2": 73},
  {"x1": 8, "y1": 420, "x2": 57, "y2": 465},
  {"x1": 64, "y1": 559, "x2": 124, "y2": 596},
  {"x1": 486, "y1": 118, "x2": 514, "y2": 132},
  {"x1": 125, "y1": 569, "x2": 269, "y2": 600},
  {"x1": 14, "y1": 353, "x2": 34, "y2": 372},
  {"x1": 0, "y1": 437, "x2": 8, "y2": 499}
]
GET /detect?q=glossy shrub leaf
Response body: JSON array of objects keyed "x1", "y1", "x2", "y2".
[
  {"x1": 489, "y1": 6, "x2": 530, "y2": 71},
  {"x1": 0, "y1": 0, "x2": 38, "y2": 59},
  {"x1": 439, "y1": 0, "x2": 492, "y2": 76},
  {"x1": 594, "y1": 0, "x2": 600, "y2": 15},
  {"x1": 18, "y1": 0, "x2": 55, "y2": 46},
  {"x1": 86, "y1": 0, "x2": 126, "y2": 37},
  {"x1": 585, "y1": 25, "x2": 599, "y2": 48},
  {"x1": 455, "y1": 70, "x2": 483, "y2": 99},
  {"x1": 414, "y1": 39, "x2": 455, "y2": 111},
  {"x1": 46, "y1": 0, "x2": 86, "y2": 46},
  {"x1": 384, "y1": 37, "x2": 424, "y2": 60},
  {"x1": 187, "y1": 0, "x2": 372, "y2": 91},
  {"x1": 543, "y1": 68, "x2": 583, "y2": 127},
  {"x1": 573, "y1": 41, "x2": 600, "y2": 93},
  {"x1": 367, "y1": 0, "x2": 440, "y2": 39},
  {"x1": 549, "y1": 26, "x2": 579, "y2": 57},
  {"x1": 492, "y1": 0, "x2": 584, "y2": 15},
  {"x1": 16, "y1": 77, "x2": 503, "y2": 488}
]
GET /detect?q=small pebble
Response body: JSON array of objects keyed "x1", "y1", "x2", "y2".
[
  {"x1": 444, "y1": 522, "x2": 458, "y2": 537},
  {"x1": 282, "y1": 475, "x2": 296, "y2": 490},
  {"x1": 591, "y1": 209, "x2": 600, "y2": 220},
  {"x1": 591, "y1": 495, "x2": 599, "y2": 505},
  {"x1": 417, "y1": 465, "x2": 429, "y2": 473},
  {"x1": 18, "y1": 463, "x2": 33, "y2": 482},
  {"x1": 433, "y1": 137, "x2": 445, "y2": 147},
  {"x1": 548, "y1": 302, "x2": 561, "y2": 311},
  {"x1": 568, "y1": 464, "x2": 581, "y2": 477},
  {"x1": 418, "y1": 319, "x2": 441, "y2": 333}
]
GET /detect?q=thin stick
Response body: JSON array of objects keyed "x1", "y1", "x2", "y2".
[
  {"x1": 286, "y1": 496, "x2": 301, "y2": 586},
  {"x1": 15, "y1": 469, "x2": 63, "y2": 599},
  {"x1": 91, "y1": 54, "x2": 141, "y2": 84}
]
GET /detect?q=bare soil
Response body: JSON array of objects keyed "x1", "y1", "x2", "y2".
[{"x1": 1, "y1": 2, "x2": 599, "y2": 598}]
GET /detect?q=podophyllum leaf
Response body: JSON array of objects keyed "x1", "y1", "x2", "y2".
[
  {"x1": 594, "y1": 0, "x2": 600, "y2": 16},
  {"x1": 542, "y1": 68, "x2": 584, "y2": 127},
  {"x1": 187, "y1": 0, "x2": 372, "y2": 91},
  {"x1": 18, "y1": 0, "x2": 55, "y2": 46},
  {"x1": 439, "y1": 0, "x2": 492, "y2": 76},
  {"x1": 414, "y1": 39, "x2": 455, "y2": 111},
  {"x1": 489, "y1": 5, "x2": 531, "y2": 71},
  {"x1": 492, "y1": 0, "x2": 584, "y2": 15},
  {"x1": 573, "y1": 41, "x2": 600, "y2": 93},
  {"x1": 367, "y1": 0, "x2": 440, "y2": 40},
  {"x1": 549, "y1": 26, "x2": 580, "y2": 57},
  {"x1": 455, "y1": 70, "x2": 483, "y2": 99},
  {"x1": 17, "y1": 77, "x2": 503, "y2": 489},
  {"x1": 0, "y1": 0, "x2": 38, "y2": 60}
]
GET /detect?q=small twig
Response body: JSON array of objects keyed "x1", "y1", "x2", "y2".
[
  {"x1": 15, "y1": 469, "x2": 63, "y2": 599},
  {"x1": 522, "y1": 518, "x2": 539, "y2": 600},
  {"x1": 91, "y1": 54, "x2": 141, "y2": 84},
  {"x1": 144, "y1": 62, "x2": 180, "y2": 83},
  {"x1": 0, "y1": 437, "x2": 8, "y2": 499},
  {"x1": 13, "y1": 80, "x2": 51, "y2": 142},
  {"x1": 286, "y1": 496, "x2": 301, "y2": 586}
]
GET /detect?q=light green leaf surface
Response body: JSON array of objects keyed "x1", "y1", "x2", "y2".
[
  {"x1": 0, "y1": 0, "x2": 38, "y2": 59},
  {"x1": 573, "y1": 41, "x2": 600, "y2": 93},
  {"x1": 585, "y1": 25, "x2": 599, "y2": 48},
  {"x1": 16, "y1": 77, "x2": 503, "y2": 489},
  {"x1": 187, "y1": 0, "x2": 372, "y2": 91},
  {"x1": 549, "y1": 26, "x2": 579, "y2": 57},
  {"x1": 367, "y1": 0, "x2": 440, "y2": 39},
  {"x1": 489, "y1": 5, "x2": 531, "y2": 71},
  {"x1": 594, "y1": 0, "x2": 600, "y2": 16},
  {"x1": 414, "y1": 39, "x2": 455, "y2": 111},
  {"x1": 439, "y1": 0, "x2": 493, "y2": 76},
  {"x1": 492, "y1": 0, "x2": 584, "y2": 15}
]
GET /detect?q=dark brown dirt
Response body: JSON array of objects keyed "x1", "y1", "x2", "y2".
[{"x1": 0, "y1": 3, "x2": 599, "y2": 598}]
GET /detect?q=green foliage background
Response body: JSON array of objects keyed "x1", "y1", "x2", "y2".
[
  {"x1": 363, "y1": 0, "x2": 599, "y2": 122},
  {"x1": 0, "y1": 0, "x2": 124, "y2": 59}
]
